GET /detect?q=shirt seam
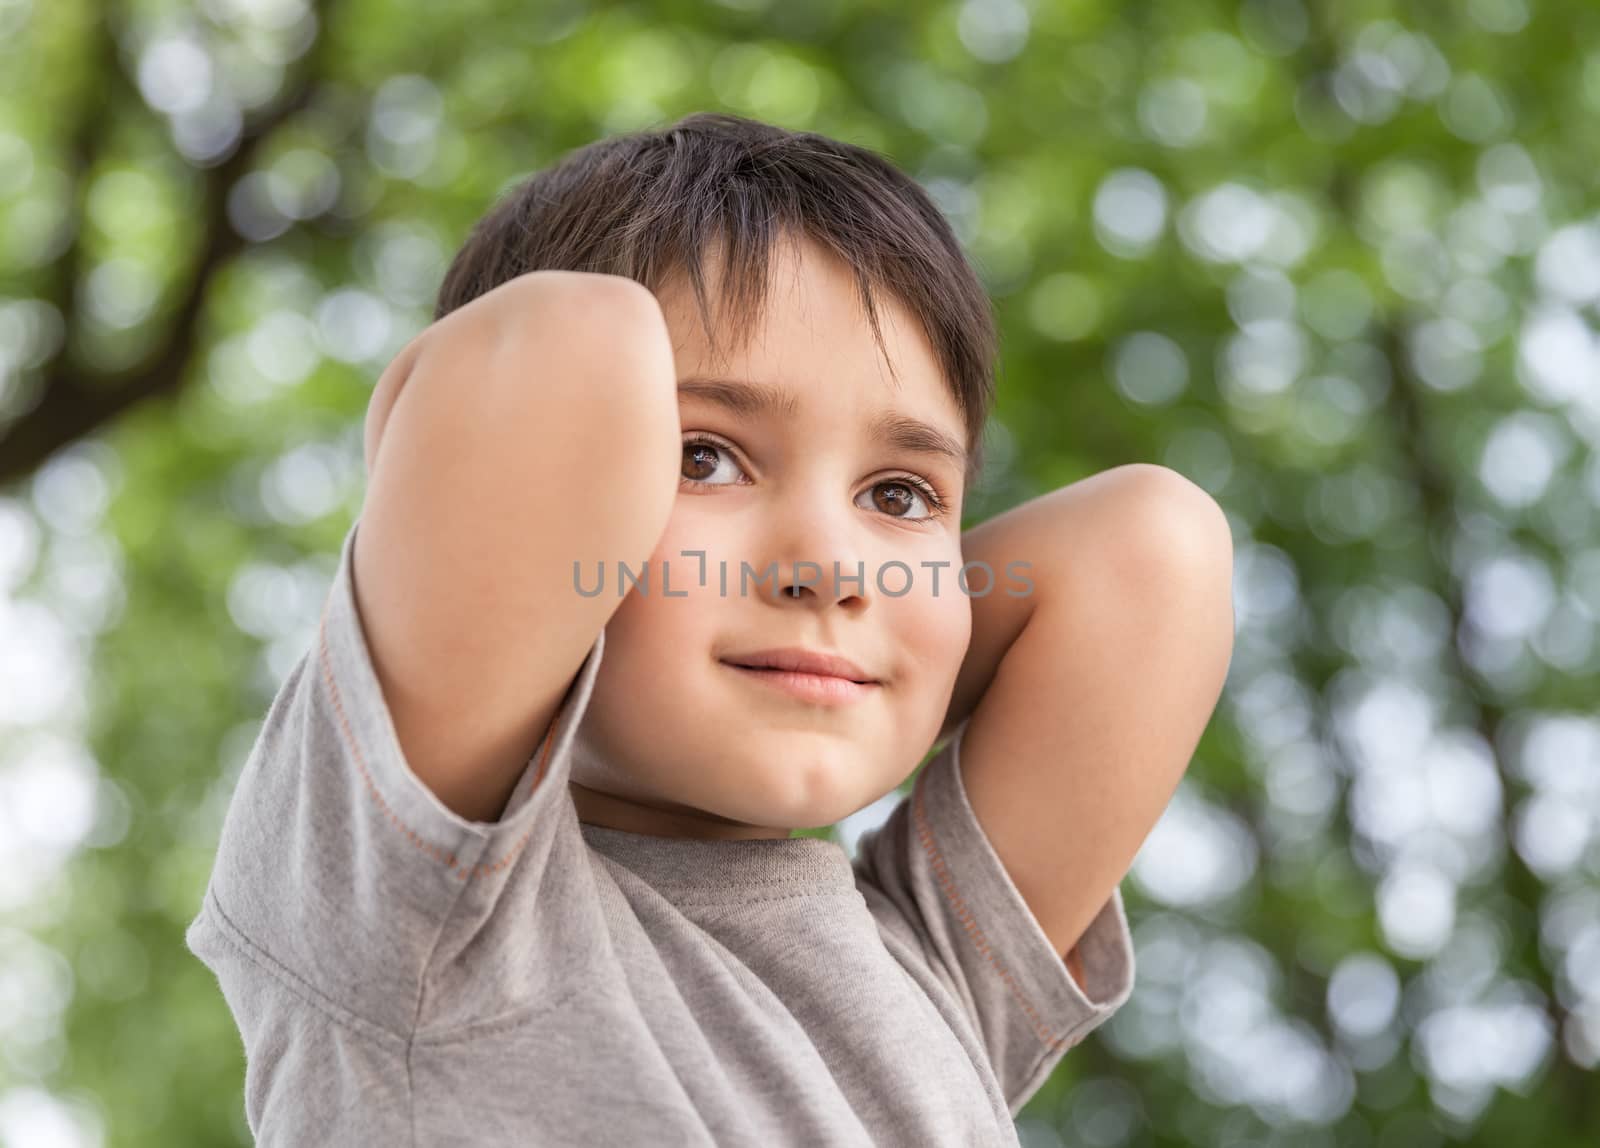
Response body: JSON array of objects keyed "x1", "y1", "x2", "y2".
[
  {"x1": 911, "y1": 770, "x2": 1075, "y2": 1054},
  {"x1": 651, "y1": 889, "x2": 863, "y2": 907},
  {"x1": 201, "y1": 888, "x2": 420, "y2": 1145},
  {"x1": 316, "y1": 585, "x2": 588, "y2": 1125},
  {"x1": 320, "y1": 596, "x2": 555, "y2": 1132},
  {"x1": 314, "y1": 601, "x2": 563, "y2": 883},
  {"x1": 198, "y1": 886, "x2": 411, "y2": 1050},
  {"x1": 411, "y1": 979, "x2": 592, "y2": 1047},
  {"x1": 602, "y1": 871, "x2": 854, "y2": 891}
]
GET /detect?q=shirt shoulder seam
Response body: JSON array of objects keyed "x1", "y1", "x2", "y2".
[{"x1": 198, "y1": 886, "x2": 412, "y2": 1051}]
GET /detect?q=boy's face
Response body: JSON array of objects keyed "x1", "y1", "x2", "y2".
[{"x1": 568, "y1": 234, "x2": 973, "y2": 839}]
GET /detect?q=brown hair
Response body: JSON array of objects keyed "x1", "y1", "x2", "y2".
[{"x1": 435, "y1": 111, "x2": 997, "y2": 488}]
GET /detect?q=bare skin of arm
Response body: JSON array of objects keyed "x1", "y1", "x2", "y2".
[
  {"x1": 940, "y1": 465, "x2": 1235, "y2": 987},
  {"x1": 353, "y1": 271, "x2": 681, "y2": 824}
]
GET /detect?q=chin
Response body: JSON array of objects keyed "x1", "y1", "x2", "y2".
[{"x1": 716, "y1": 780, "x2": 877, "y2": 834}]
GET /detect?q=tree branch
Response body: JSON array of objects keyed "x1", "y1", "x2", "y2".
[{"x1": 0, "y1": 1, "x2": 334, "y2": 490}]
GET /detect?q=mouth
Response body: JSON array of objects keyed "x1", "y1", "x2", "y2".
[
  {"x1": 718, "y1": 647, "x2": 879, "y2": 685},
  {"x1": 719, "y1": 660, "x2": 881, "y2": 705}
]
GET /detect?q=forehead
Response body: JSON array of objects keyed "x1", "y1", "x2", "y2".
[{"x1": 655, "y1": 234, "x2": 965, "y2": 450}]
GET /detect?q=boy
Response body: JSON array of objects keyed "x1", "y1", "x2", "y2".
[{"x1": 187, "y1": 111, "x2": 1235, "y2": 1145}]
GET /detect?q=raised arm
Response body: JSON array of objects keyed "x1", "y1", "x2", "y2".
[
  {"x1": 353, "y1": 270, "x2": 680, "y2": 823},
  {"x1": 940, "y1": 463, "x2": 1235, "y2": 975}
]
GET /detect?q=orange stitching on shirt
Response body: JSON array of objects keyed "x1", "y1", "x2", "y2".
[
  {"x1": 316, "y1": 598, "x2": 562, "y2": 882},
  {"x1": 911, "y1": 774, "x2": 1074, "y2": 1053}
]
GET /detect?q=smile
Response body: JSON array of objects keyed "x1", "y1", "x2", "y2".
[{"x1": 719, "y1": 661, "x2": 881, "y2": 705}]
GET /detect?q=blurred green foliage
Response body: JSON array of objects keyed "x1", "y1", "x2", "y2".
[{"x1": 1, "y1": 0, "x2": 1598, "y2": 1145}]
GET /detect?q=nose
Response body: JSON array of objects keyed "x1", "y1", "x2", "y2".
[{"x1": 755, "y1": 499, "x2": 871, "y2": 612}]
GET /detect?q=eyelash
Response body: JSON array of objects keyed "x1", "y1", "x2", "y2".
[{"x1": 680, "y1": 434, "x2": 948, "y2": 519}]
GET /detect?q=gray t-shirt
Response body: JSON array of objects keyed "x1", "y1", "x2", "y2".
[{"x1": 186, "y1": 516, "x2": 1136, "y2": 1146}]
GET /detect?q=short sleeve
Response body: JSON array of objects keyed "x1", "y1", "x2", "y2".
[
  {"x1": 185, "y1": 515, "x2": 606, "y2": 1040},
  {"x1": 851, "y1": 719, "x2": 1136, "y2": 1115}
]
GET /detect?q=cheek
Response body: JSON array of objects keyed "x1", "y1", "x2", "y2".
[
  {"x1": 891, "y1": 578, "x2": 972, "y2": 686},
  {"x1": 595, "y1": 513, "x2": 724, "y2": 664},
  {"x1": 582, "y1": 572, "x2": 719, "y2": 768},
  {"x1": 647, "y1": 498, "x2": 730, "y2": 582},
  {"x1": 601, "y1": 566, "x2": 714, "y2": 654}
]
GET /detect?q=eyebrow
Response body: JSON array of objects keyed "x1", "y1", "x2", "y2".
[{"x1": 677, "y1": 375, "x2": 968, "y2": 472}]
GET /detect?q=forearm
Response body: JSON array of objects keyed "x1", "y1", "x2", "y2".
[{"x1": 939, "y1": 467, "x2": 1146, "y2": 743}]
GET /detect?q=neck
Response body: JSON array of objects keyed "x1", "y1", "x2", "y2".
[{"x1": 568, "y1": 780, "x2": 793, "y2": 840}]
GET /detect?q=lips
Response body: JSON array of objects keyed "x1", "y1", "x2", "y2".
[{"x1": 719, "y1": 647, "x2": 877, "y2": 684}]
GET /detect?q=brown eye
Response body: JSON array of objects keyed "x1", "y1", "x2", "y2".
[
  {"x1": 857, "y1": 477, "x2": 942, "y2": 521},
  {"x1": 683, "y1": 443, "x2": 718, "y2": 482},
  {"x1": 872, "y1": 483, "x2": 914, "y2": 516},
  {"x1": 681, "y1": 436, "x2": 746, "y2": 486}
]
